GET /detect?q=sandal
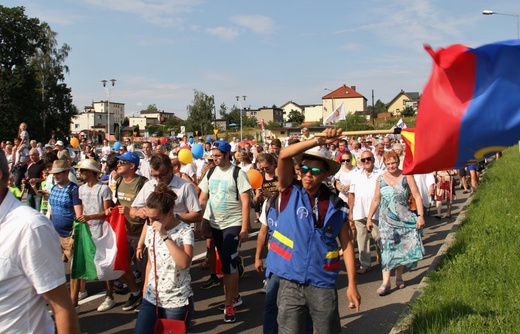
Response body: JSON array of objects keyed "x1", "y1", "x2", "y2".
[
  {"x1": 396, "y1": 278, "x2": 405, "y2": 289},
  {"x1": 376, "y1": 284, "x2": 391, "y2": 296}
]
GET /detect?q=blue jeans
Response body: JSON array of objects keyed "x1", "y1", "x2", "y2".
[
  {"x1": 134, "y1": 297, "x2": 194, "y2": 334},
  {"x1": 264, "y1": 273, "x2": 313, "y2": 334}
]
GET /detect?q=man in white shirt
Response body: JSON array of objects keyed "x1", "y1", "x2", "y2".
[
  {"x1": 139, "y1": 141, "x2": 153, "y2": 180},
  {"x1": 0, "y1": 149, "x2": 80, "y2": 334},
  {"x1": 348, "y1": 151, "x2": 382, "y2": 274}
]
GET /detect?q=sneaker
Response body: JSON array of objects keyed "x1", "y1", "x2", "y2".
[
  {"x1": 224, "y1": 305, "x2": 236, "y2": 323},
  {"x1": 201, "y1": 276, "x2": 220, "y2": 290},
  {"x1": 218, "y1": 295, "x2": 243, "y2": 311},
  {"x1": 134, "y1": 307, "x2": 140, "y2": 313},
  {"x1": 356, "y1": 267, "x2": 372, "y2": 274},
  {"x1": 113, "y1": 280, "x2": 126, "y2": 293},
  {"x1": 97, "y1": 296, "x2": 115, "y2": 312},
  {"x1": 261, "y1": 280, "x2": 267, "y2": 294},
  {"x1": 78, "y1": 290, "x2": 88, "y2": 301},
  {"x1": 122, "y1": 292, "x2": 142, "y2": 311},
  {"x1": 75, "y1": 306, "x2": 80, "y2": 314}
]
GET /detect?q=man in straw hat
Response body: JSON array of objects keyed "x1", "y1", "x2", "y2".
[
  {"x1": 0, "y1": 148, "x2": 80, "y2": 333},
  {"x1": 263, "y1": 128, "x2": 361, "y2": 333},
  {"x1": 47, "y1": 159, "x2": 82, "y2": 310}
]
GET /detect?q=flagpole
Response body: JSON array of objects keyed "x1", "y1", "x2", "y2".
[{"x1": 314, "y1": 128, "x2": 402, "y2": 137}]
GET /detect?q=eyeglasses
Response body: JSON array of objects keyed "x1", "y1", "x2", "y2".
[
  {"x1": 341, "y1": 159, "x2": 351, "y2": 163},
  {"x1": 152, "y1": 172, "x2": 170, "y2": 180},
  {"x1": 117, "y1": 160, "x2": 130, "y2": 166},
  {"x1": 361, "y1": 157, "x2": 373, "y2": 163},
  {"x1": 300, "y1": 165, "x2": 324, "y2": 176}
]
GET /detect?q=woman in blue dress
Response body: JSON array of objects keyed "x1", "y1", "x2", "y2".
[{"x1": 366, "y1": 151, "x2": 425, "y2": 296}]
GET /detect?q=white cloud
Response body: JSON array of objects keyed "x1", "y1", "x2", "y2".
[
  {"x1": 231, "y1": 15, "x2": 275, "y2": 35},
  {"x1": 22, "y1": 6, "x2": 83, "y2": 25},
  {"x1": 205, "y1": 27, "x2": 240, "y2": 41}
]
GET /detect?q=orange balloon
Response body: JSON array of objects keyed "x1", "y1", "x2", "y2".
[
  {"x1": 246, "y1": 169, "x2": 263, "y2": 189},
  {"x1": 70, "y1": 137, "x2": 79, "y2": 148}
]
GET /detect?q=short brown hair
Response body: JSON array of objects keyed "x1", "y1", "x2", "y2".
[{"x1": 383, "y1": 151, "x2": 400, "y2": 165}]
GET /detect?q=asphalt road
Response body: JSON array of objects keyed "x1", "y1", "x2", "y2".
[{"x1": 75, "y1": 188, "x2": 471, "y2": 334}]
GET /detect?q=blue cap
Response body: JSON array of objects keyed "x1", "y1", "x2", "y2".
[
  {"x1": 116, "y1": 152, "x2": 140, "y2": 167},
  {"x1": 212, "y1": 140, "x2": 231, "y2": 154}
]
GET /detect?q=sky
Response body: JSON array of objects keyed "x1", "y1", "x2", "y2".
[{"x1": 4, "y1": 0, "x2": 520, "y2": 119}]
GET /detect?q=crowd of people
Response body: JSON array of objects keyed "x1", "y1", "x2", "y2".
[{"x1": 0, "y1": 122, "x2": 485, "y2": 333}]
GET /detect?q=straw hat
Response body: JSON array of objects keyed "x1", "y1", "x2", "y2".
[
  {"x1": 299, "y1": 146, "x2": 340, "y2": 175},
  {"x1": 48, "y1": 160, "x2": 71, "y2": 174},
  {"x1": 74, "y1": 159, "x2": 102, "y2": 174}
]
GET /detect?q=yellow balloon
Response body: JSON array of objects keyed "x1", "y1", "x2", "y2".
[{"x1": 178, "y1": 148, "x2": 193, "y2": 164}]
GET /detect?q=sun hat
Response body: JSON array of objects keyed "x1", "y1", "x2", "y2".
[
  {"x1": 202, "y1": 153, "x2": 214, "y2": 161},
  {"x1": 299, "y1": 146, "x2": 340, "y2": 175},
  {"x1": 48, "y1": 160, "x2": 71, "y2": 174},
  {"x1": 55, "y1": 140, "x2": 64, "y2": 146},
  {"x1": 74, "y1": 158, "x2": 102, "y2": 173},
  {"x1": 116, "y1": 152, "x2": 140, "y2": 167}
]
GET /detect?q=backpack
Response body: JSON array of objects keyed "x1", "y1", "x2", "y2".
[
  {"x1": 206, "y1": 165, "x2": 241, "y2": 201},
  {"x1": 115, "y1": 175, "x2": 148, "y2": 204}
]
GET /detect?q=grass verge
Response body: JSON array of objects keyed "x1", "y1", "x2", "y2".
[{"x1": 406, "y1": 146, "x2": 520, "y2": 333}]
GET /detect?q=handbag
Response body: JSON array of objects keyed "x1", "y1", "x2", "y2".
[
  {"x1": 408, "y1": 193, "x2": 417, "y2": 212},
  {"x1": 152, "y1": 231, "x2": 188, "y2": 334}
]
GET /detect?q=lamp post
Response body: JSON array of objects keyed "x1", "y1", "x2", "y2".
[
  {"x1": 101, "y1": 79, "x2": 116, "y2": 141},
  {"x1": 482, "y1": 10, "x2": 520, "y2": 39},
  {"x1": 324, "y1": 88, "x2": 334, "y2": 125},
  {"x1": 236, "y1": 95, "x2": 246, "y2": 141}
]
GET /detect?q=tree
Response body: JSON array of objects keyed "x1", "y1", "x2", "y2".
[
  {"x1": 287, "y1": 109, "x2": 305, "y2": 125},
  {"x1": 337, "y1": 114, "x2": 375, "y2": 131},
  {"x1": 186, "y1": 90, "x2": 215, "y2": 135},
  {"x1": 0, "y1": 6, "x2": 78, "y2": 142},
  {"x1": 140, "y1": 104, "x2": 160, "y2": 113},
  {"x1": 366, "y1": 99, "x2": 387, "y2": 118},
  {"x1": 401, "y1": 106, "x2": 416, "y2": 117}
]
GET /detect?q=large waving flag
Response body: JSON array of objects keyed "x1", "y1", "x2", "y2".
[
  {"x1": 403, "y1": 40, "x2": 520, "y2": 174},
  {"x1": 72, "y1": 206, "x2": 130, "y2": 280},
  {"x1": 323, "y1": 102, "x2": 345, "y2": 125}
]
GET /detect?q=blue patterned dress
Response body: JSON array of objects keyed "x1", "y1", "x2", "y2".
[{"x1": 379, "y1": 176, "x2": 424, "y2": 272}]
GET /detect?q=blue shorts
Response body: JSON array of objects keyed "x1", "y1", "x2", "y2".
[
  {"x1": 468, "y1": 164, "x2": 477, "y2": 172},
  {"x1": 211, "y1": 226, "x2": 241, "y2": 274}
]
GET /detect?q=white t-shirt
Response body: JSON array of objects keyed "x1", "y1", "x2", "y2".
[
  {"x1": 413, "y1": 173, "x2": 436, "y2": 208},
  {"x1": 193, "y1": 159, "x2": 206, "y2": 182},
  {"x1": 349, "y1": 167, "x2": 382, "y2": 220},
  {"x1": 199, "y1": 165, "x2": 252, "y2": 230},
  {"x1": 79, "y1": 183, "x2": 112, "y2": 238},
  {"x1": 334, "y1": 167, "x2": 358, "y2": 203},
  {"x1": 132, "y1": 177, "x2": 201, "y2": 217},
  {"x1": 143, "y1": 222, "x2": 194, "y2": 308},
  {"x1": 0, "y1": 192, "x2": 66, "y2": 334},
  {"x1": 180, "y1": 163, "x2": 196, "y2": 179}
]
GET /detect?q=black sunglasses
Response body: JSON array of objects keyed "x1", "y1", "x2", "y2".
[
  {"x1": 341, "y1": 159, "x2": 351, "y2": 163},
  {"x1": 361, "y1": 157, "x2": 373, "y2": 163}
]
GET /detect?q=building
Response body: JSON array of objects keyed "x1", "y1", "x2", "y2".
[
  {"x1": 245, "y1": 106, "x2": 284, "y2": 126},
  {"x1": 322, "y1": 85, "x2": 367, "y2": 121},
  {"x1": 386, "y1": 90, "x2": 420, "y2": 115},
  {"x1": 280, "y1": 101, "x2": 323, "y2": 124},
  {"x1": 70, "y1": 101, "x2": 125, "y2": 141}
]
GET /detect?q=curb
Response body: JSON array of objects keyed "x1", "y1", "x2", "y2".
[{"x1": 389, "y1": 194, "x2": 474, "y2": 334}]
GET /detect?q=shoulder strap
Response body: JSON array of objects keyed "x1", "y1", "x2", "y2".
[
  {"x1": 206, "y1": 166, "x2": 216, "y2": 181},
  {"x1": 264, "y1": 192, "x2": 280, "y2": 219},
  {"x1": 233, "y1": 165, "x2": 240, "y2": 201},
  {"x1": 114, "y1": 176, "x2": 123, "y2": 201}
]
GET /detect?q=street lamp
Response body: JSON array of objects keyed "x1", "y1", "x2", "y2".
[
  {"x1": 324, "y1": 88, "x2": 335, "y2": 125},
  {"x1": 482, "y1": 10, "x2": 520, "y2": 39},
  {"x1": 101, "y1": 79, "x2": 116, "y2": 141},
  {"x1": 236, "y1": 95, "x2": 246, "y2": 141}
]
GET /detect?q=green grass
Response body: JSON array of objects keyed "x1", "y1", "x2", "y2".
[{"x1": 406, "y1": 146, "x2": 520, "y2": 334}]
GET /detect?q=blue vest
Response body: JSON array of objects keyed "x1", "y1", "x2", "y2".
[{"x1": 265, "y1": 182, "x2": 348, "y2": 288}]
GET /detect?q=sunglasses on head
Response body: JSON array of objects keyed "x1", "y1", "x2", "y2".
[
  {"x1": 300, "y1": 165, "x2": 325, "y2": 176},
  {"x1": 361, "y1": 157, "x2": 372, "y2": 163},
  {"x1": 341, "y1": 159, "x2": 351, "y2": 163}
]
